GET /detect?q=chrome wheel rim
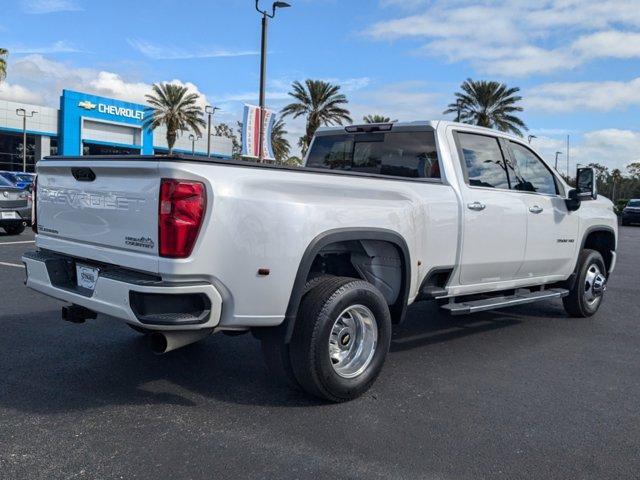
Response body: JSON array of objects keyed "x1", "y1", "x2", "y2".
[
  {"x1": 584, "y1": 263, "x2": 606, "y2": 305},
  {"x1": 329, "y1": 305, "x2": 378, "y2": 379}
]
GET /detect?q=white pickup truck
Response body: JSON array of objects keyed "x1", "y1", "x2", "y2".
[{"x1": 23, "y1": 121, "x2": 617, "y2": 402}]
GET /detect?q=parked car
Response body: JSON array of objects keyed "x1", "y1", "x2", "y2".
[
  {"x1": 0, "y1": 175, "x2": 31, "y2": 235},
  {"x1": 23, "y1": 121, "x2": 617, "y2": 401},
  {"x1": 0, "y1": 171, "x2": 35, "y2": 190},
  {"x1": 621, "y1": 199, "x2": 640, "y2": 226}
]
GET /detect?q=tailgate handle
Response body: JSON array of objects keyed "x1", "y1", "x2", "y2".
[{"x1": 71, "y1": 168, "x2": 96, "y2": 182}]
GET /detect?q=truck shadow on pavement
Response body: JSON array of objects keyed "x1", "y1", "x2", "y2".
[{"x1": 0, "y1": 300, "x2": 567, "y2": 412}]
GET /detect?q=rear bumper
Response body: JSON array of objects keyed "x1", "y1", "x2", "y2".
[
  {"x1": 0, "y1": 206, "x2": 31, "y2": 225},
  {"x1": 22, "y1": 250, "x2": 222, "y2": 331}
]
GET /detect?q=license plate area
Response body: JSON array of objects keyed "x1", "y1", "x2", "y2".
[
  {"x1": 76, "y1": 263, "x2": 99, "y2": 291},
  {"x1": 1, "y1": 211, "x2": 19, "y2": 219}
]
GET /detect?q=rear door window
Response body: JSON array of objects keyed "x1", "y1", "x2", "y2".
[
  {"x1": 306, "y1": 131, "x2": 440, "y2": 179},
  {"x1": 456, "y1": 132, "x2": 510, "y2": 189}
]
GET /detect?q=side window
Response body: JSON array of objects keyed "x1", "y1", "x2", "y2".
[
  {"x1": 508, "y1": 142, "x2": 558, "y2": 195},
  {"x1": 457, "y1": 132, "x2": 509, "y2": 189}
]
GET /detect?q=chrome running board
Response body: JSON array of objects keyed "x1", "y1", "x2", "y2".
[{"x1": 441, "y1": 288, "x2": 569, "y2": 316}]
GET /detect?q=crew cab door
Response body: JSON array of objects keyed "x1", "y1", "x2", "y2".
[
  {"x1": 453, "y1": 131, "x2": 527, "y2": 285},
  {"x1": 505, "y1": 141, "x2": 579, "y2": 278}
]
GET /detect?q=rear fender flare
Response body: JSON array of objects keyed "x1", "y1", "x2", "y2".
[{"x1": 283, "y1": 228, "x2": 411, "y2": 342}]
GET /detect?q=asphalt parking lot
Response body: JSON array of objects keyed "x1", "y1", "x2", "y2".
[{"x1": 1, "y1": 228, "x2": 639, "y2": 479}]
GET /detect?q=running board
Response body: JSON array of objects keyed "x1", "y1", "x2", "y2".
[{"x1": 441, "y1": 288, "x2": 569, "y2": 316}]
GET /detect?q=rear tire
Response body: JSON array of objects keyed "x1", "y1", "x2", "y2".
[
  {"x1": 289, "y1": 276, "x2": 392, "y2": 402},
  {"x1": 3, "y1": 224, "x2": 25, "y2": 235},
  {"x1": 563, "y1": 249, "x2": 606, "y2": 318}
]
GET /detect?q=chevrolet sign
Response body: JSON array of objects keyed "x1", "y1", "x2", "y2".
[
  {"x1": 98, "y1": 104, "x2": 145, "y2": 121},
  {"x1": 78, "y1": 100, "x2": 144, "y2": 121}
]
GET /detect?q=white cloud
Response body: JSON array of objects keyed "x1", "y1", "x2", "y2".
[
  {"x1": 348, "y1": 81, "x2": 442, "y2": 122},
  {"x1": 8, "y1": 40, "x2": 84, "y2": 55},
  {"x1": 22, "y1": 0, "x2": 82, "y2": 14},
  {"x1": 364, "y1": 1, "x2": 640, "y2": 76},
  {"x1": 531, "y1": 130, "x2": 640, "y2": 172},
  {"x1": 0, "y1": 81, "x2": 43, "y2": 104},
  {"x1": 525, "y1": 77, "x2": 640, "y2": 112},
  {"x1": 4, "y1": 54, "x2": 211, "y2": 109},
  {"x1": 127, "y1": 39, "x2": 258, "y2": 60}
]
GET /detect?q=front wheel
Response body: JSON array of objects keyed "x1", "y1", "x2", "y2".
[
  {"x1": 563, "y1": 249, "x2": 607, "y2": 317},
  {"x1": 289, "y1": 276, "x2": 392, "y2": 402}
]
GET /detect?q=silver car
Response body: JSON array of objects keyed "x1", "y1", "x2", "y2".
[{"x1": 0, "y1": 175, "x2": 31, "y2": 235}]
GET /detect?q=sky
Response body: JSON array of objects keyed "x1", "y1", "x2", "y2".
[{"x1": 1, "y1": 0, "x2": 640, "y2": 172}]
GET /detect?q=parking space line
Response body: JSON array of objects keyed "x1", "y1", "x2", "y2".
[
  {"x1": 0, "y1": 240, "x2": 35, "y2": 245},
  {"x1": 0, "y1": 261, "x2": 25, "y2": 269}
]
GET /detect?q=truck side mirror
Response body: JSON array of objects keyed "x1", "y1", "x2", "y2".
[
  {"x1": 576, "y1": 167, "x2": 597, "y2": 200},
  {"x1": 566, "y1": 188, "x2": 581, "y2": 211}
]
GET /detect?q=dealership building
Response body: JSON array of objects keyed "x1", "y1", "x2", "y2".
[{"x1": 0, "y1": 89, "x2": 233, "y2": 172}]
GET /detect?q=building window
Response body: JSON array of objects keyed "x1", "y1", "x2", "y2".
[{"x1": 0, "y1": 131, "x2": 36, "y2": 172}]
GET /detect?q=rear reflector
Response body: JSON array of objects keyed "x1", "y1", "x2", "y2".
[{"x1": 159, "y1": 179, "x2": 206, "y2": 258}]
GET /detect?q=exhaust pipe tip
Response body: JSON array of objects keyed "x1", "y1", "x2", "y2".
[
  {"x1": 149, "y1": 332, "x2": 168, "y2": 355},
  {"x1": 148, "y1": 328, "x2": 214, "y2": 355}
]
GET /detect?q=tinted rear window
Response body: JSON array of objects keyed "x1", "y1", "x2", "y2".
[
  {"x1": 628, "y1": 200, "x2": 640, "y2": 207},
  {"x1": 306, "y1": 131, "x2": 440, "y2": 179}
]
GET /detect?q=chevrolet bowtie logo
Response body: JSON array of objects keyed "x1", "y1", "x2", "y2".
[{"x1": 78, "y1": 100, "x2": 97, "y2": 110}]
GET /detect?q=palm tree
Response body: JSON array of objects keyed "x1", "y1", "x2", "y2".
[
  {"x1": 271, "y1": 118, "x2": 290, "y2": 163},
  {"x1": 144, "y1": 83, "x2": 205, "y2": 154},
  {"x1": 281, "y1": 79, "x2": 352, "y2": 154},
  {"x1": 611, "y1": 168, "x2": 622, "y2": 201},
  {"x1": 443, "y1": 78, "x2": 527, "y2": 136},
  {"x1": 0, "y1": 48, "x2": 8, "y2": 82},
  {"x1": 363, "y1": 114, "x2": 396, "y2": 123}
]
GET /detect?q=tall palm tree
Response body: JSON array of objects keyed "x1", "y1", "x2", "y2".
[
  {"x1": 611, "y1": 168, "x2": 622, "y2": 201},
  {"x1": 363, "y1": 114, "x2": 396, "y2": 123},
  {"x1": 144, "y1": 83, "x2": 205, "y2": 154},
  {"x1": 0, "y1": 48, "x2": 8, "y2": 82},
  {"x1": 271, "y1": 118, "x2": 290, "y2": 163},
  {"x1": 281, "y1": 79, "x2": 352, "y2": 154},
  {"x1": 443, "y1": 78, "x2": 527, "y2": 136}
]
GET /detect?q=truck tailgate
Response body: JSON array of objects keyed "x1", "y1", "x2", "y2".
[{"x1": 36, "y1": 160, "x2": 160, "y2": 271}]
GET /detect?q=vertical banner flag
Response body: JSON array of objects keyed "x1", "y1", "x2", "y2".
[{"x1": 242, "y1": 104, "x2": 276, "y2": 161}]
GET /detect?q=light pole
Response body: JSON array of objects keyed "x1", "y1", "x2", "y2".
[
  {"x1": 189, "y1": 134, "x2": 201, "y2": 156},
  {"x1": 16, "y1": 108, "x2": 37, "y2": 172},
  {"x1": 255, "y1": 0, "x2": 290, "y2": 162},
  {"x1": 527, "y1": 135, "x2": 537, "y2": 144},
  {"x1": 205, "y1": 105, "x2": 219, "y2": 158},
  {"x1": 554, "y1": 151, "x2": 563, "y2": 171}
]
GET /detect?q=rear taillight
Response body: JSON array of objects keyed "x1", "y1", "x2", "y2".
[
  {"x1": 158, "y1": 179, "x2": 206, "y2": 258},
  {"x1": 31, "y1": 175, "x2": 37, "y2": 234}
]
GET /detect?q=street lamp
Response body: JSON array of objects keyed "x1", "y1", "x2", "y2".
[
  {"x1": 189, "y1": 134, "x2": 201, "y2": 156},
  {"x1": 527, "y1": 135, "x2": 537, "y2": 144},
  {"x1": 205, "y1": 105, "x2": 219, "y2": 158},
  {"x1": 554, "y1": 151, "x2": 563, "y2": 170},
  {"x1": 16, "y1": 108, "x2": 37, "y2": 172},
  {"x1": 255, "y1": 0, "x2": 291, "y2": 162}
]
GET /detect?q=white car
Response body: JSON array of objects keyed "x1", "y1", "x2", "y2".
[{"x1": 23, "y1": 121, "x2": 617, "y2": 401}]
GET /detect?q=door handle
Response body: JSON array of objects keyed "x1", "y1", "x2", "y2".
[
  {"x1": 467, "y1": 201, "x2": 486, "y2": 211},
  {"x1": 529, "y1": 205, "x2": 544, "y2": 214}
]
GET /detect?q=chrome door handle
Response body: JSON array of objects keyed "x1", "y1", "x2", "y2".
[
  {"x1": 529, "y1": 205, "x2": 544, "y2": 214},
  {"x1": 467, "y1": 201, "x2": 486, "y2": 211}
]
